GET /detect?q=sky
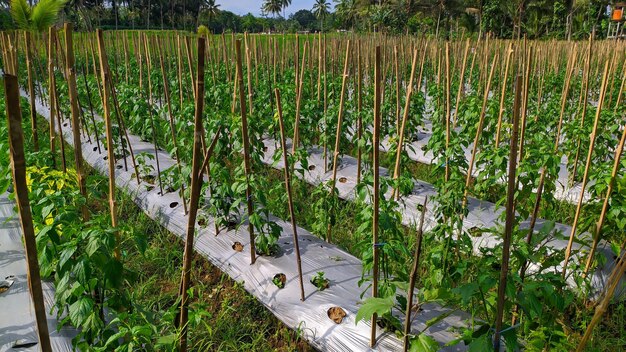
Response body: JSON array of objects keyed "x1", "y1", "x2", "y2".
[{"x1": 218, "y1": 0, "x2": 333, "y2": 17}]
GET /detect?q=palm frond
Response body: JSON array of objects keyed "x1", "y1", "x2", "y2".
[
  {"x1": 10, "y1": 0, "x2": 32, "y2": 30},
  {"x1": 31, "y1": 0, "x2": 67, "y2": 32}
]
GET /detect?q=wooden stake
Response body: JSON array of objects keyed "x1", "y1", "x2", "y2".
[
  {"x1": 403, "y1": 197, "x2": 428, "y2": 352},
  {"x1": 24, "y1": 32, "x2": 39, "y2": 151},
  {"x1": 493, "y1": 75, "x2": 522, "y2": 351},
  {"x1": 275, "y1": 88, "x2": 305, "y2": 302},
  {"x1": 326, "y1": 40, "x2": 351, "y2": 243},
  {"x1": 452, "y1": 39, "x2": 470, "y2": 128},
  {"x1": 370, "y1": 45, "x2": 381, "y2": 349},
  {"x1": 235, "y1": 39, "x2": 256, "y2": 265},
  {"x1": 4, "y1": 73, "x2": 53, "y2": 352},
  {"x1": 462, "y1": 53, "x2": 498, "y2": 210},
  {"x1": 179, "y1": 36, "x2": 208, "y2": 352},
  {"x1": 47, "y1": 28, "x2": 57, "y2": 169},
  {"x1": 96, "y1": 29, "x2": 121, "y2": 259},
  {"x1": 562, "y1": 62, "x2": 609, "y2": 278},
  {"x1": 495, "y1": 44, "x2": 514, "y2": 148},
  {"x1": 158, "y1": 40, "x2": 188, "y2": 214},
  {"x1": 583, "y1": 123, "x2": 626, "y2": 276},
  {"x1": 392, "y1": 49, "x2": 418, "y2": 200},
  {"x1": 64, "y1": 23, "x2": 89, "y2": 221},
  {"x1": 576, "y1": 250, "x2": 626, "y2": 352}
]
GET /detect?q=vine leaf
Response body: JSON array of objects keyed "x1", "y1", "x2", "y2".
[
  {"x1": 355, "y1": 295, "x2": 394, "y2": 325},
  {"x1": 409, "y1": 334, "x2": 439, "y2": 352}
]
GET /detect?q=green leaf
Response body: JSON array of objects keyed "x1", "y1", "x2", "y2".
[
  {"x1": 355, "y1": 295, "x2": 395, "y2": 325},
  {"x1": 468, "y1": 333, "x2": 491, "y2": 352},
  {"x1": 409, "y1": 334, "x2": 439, "y2": 352},
  {"x1": 69, "y1": 296, "x2": 94, "y2": 327}
]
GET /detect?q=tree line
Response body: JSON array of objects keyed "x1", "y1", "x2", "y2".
[{"x1": 0, "y1": 0, "x2": 617, "y2": 39}]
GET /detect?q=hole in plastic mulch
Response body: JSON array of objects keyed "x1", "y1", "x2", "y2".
[
  {"x1": 146, "y1": 186, "x2": 155, "y2": 192},
  {"x1": 338, "y1": 177, "x2": 347, "y2": 183},
  {"x1": 469, "y1": 226, "x2": 483, "y2": 238},
  {"x1": 272, "y1": 273, "x2": 286, "y2": 289},
  {"x1": 169, "y1": 202, "x2": 179, "y2": 209},
  {"x1": 308, "y1": 165, "x2": 316, "y2": 171},
  {"x1": 232, "y1": 242, "x2": 244, "y2": 252},
  {"x1": 93, "y1": 146, "x2": 98, "y2": 152},
  {"x1": 327, "y1": 307, "x2": 346, "y2": 324},
  {"x1": 116, "y1": 165, "x2": 123, "y2": 169},
  {"x1": 103, "y1": 156, "x2": 108, "y2": 160},
  {"x1": 263, "y1": 146, "x2": 269, "y2": 152},
  {"x1": 63, "y1": 122, "x2": 68, "y2": 127}
]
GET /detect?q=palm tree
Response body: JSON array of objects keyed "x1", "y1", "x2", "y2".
[
  {"x1": 262, "y1": 0, "x2": 281, "y2": 18},
  {"x1": 197, "y1": 0, "x2": 220, "y2": 29},
  {"x1": 280, "y1": 0, "x2": 291, "y2": 18},
  {"x1": 10, "y1": 0, "x2": 66, "y2": 32},
  {"x1": 312, "y1": 0, "x2": 330, "y2": 32},
  {"x1": 334, "y1": 0, "x2": 357, "y2": 29}
]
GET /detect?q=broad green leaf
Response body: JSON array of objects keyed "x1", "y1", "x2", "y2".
[{"x1": 355, "y1": 295, "x2": 395, "y2": 325}]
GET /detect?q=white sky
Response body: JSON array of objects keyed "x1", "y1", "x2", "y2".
[{"x1": 218, "y1": 0, "x2": 334, "y2": 17}]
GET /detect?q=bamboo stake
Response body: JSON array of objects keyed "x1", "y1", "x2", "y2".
[
  {"x1": 370, "y1": 45, "x2": 381, "y2": 349},
  {"x1": 235, "y1": 39, "x2": 256, "y2": 265},
  {"x1": 326, "y1": 40, "x2": 351, "y2": 243},
  {"x1": 403, "y1": 197, "x2": 428, "y2": 352},
  {"x1": 571, "y1": 34, "x2": 594, "y2": 185},
  {"x1": 96, "y1": 29, "x2": 121, "y2": 259},
  {"x1": 576, "y1": 250, "x2": 626, "y2": 352},
  {"x1": 392, "y1": 49, "x2": 418, "y2": 200},
  {"x1": 562, "y1": 61, "x2": 609, "y2": 279},
  {"x1": 4, "y1": 73, "x2": 53, "y2": 352},
  {"x1": 493, "y1": 75, "x2": 522, "y2": 351},
  {"x1": 518, "y1": 46, "x2": 533, "y2": 160},
  {"x1": 179, "y1": 36, "x2": 208, "y2": 352},
  {"x1": 452, "y1": 39, "x2": 470, "y2": 128},
  {"x1": 158, "y1": 40, "x2": 188, "y2": 214},
  {"x1": 582, "y1": 128, "x2": 626, "y2": 276},
  {"x1": 356, "y1": 39, "x2": 363, "y2": 184},
  {"x1": 81, "y1": 64, "x2": 101, "y2": 154},
  {"x1": 24, "y1": 32, "x2": 39, "y2": 151},
  {"x1": 64, "y1": 23, "x2": 89, "y2": 221},
  {"x1": 245, "y1": 33, "x2": 253, "y2": 115},
  {"x1": 47, "y1": 28, "x2": 57, "y2": 169},
  {"x1": 495, "y1": 44, "x2": 514, "y2": 148},
  {"x1": 444, "y1": 42, "x2": 451, "y2": 182},
  {"x1": 292, "y1": 42, "x2": 307, "y2": 152},
  {"x1": 275, "y1": 88, "x2": 305, "y2": 302},
  {"x1": 462, "y1": 53, "x2": 498, "y2": 210}
]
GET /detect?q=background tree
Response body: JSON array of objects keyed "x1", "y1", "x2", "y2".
[
  {"x1": 197, "y1": 0, "x2": 219, "y2": 29},
  {"x1": 312, "y1": 0, "x2": 329, "y2": 31}
]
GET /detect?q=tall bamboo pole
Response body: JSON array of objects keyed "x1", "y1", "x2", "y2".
[
  {"x1": 462, "y1": 53, "x2": 498, "y2": 211},
  {"x1": 392, "y1": 49, "x2": 418, "y2": 200},
  {"x1": 96, "y1": 29, "x2": 121, "y2": 259},
  {"x1": 24, "y1": 31, "x2": 39, "y2": 151},
  {"x1": 576, "y1": 250, "x2": 626, "y2": 352},
  {"x1": 403, "y1": 197, "x2": 428, "y2": 352},
  {"x1": 48, "y1": 28, "x2": 57, "y2": 169},
  {"x1": 370, "y1": 45, "x2": 381, "y2": 349},
  {"x1": 4, "y1": 73, "x2": 53, "y2": 352},
  {"x1": 562, "y1": 62, "x2": 609, "y2": 278},
  {"x1": 158, "y1": 40, "x2": 188, "y2": 214},
  {"x1": 179, "y1": 36, "x2": 207, "y2": 352},
  {"x1": 64, "y1": 23, "x2": 89, "y2": 221},
  {"x1": 235, "y1": 39, "x2": 256, "y2": 265},
  {"x1": 582, "y1": 123, "x2": 626, "y2": 276},
  {"x1": 275, "y1": 88, "x2": 305, "y2": 302},
  {"x1": 326, "y1": 40, "x2": 351, "y2": 243},
  {"x1": 493, "y1": 75, "x2": 522, "y2": 351}
]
